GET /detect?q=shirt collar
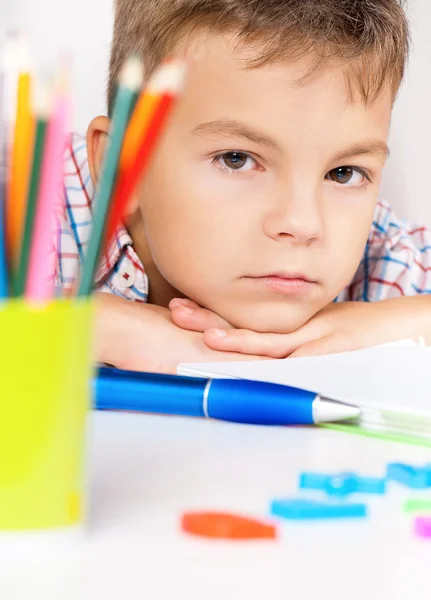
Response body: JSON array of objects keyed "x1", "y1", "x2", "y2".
[{"x1": 93, "y1": 224, "x2": 135, "y2": 285}]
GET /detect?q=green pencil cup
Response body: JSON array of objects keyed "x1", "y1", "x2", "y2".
[{"x1": 0, "y1": 299, "x2": 94, "y2": 534}]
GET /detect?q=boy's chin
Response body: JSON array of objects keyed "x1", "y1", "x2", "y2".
[{"x1": 220, "y1": 302, "x2": 317, "y2": 335}]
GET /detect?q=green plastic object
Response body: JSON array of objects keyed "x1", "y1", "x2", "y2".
[
  {"x1": 403, "y1": 499, "x2": 431, "y2": 514},
  {"x1": 321, "y1": 423, "x2": 431, "y2": 448},
  {"x1": 0, "y1": 299, "x2": 94, "y2": 531}
]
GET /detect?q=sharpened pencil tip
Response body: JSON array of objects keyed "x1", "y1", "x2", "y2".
[
  {"x1": 33, "y1": 73, "x2": 54, "y2": 118},
  {"x1": 119, "y1": 55, "x2": 144, "y2": 92},
  {"x1": 148, "y1": 59, "x2": 187, "y2": 95},
  {"x1": 1, "y1": 32, "x2": 31, "y2": 73}
]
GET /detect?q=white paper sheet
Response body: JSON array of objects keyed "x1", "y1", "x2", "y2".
[{"x1": 178, "y1": 343, "x2": 431, "y2": 419}]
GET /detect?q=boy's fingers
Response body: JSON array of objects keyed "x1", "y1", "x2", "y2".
[
  {"x1": 288, "y1": 335, "x2": 335, "y2": 359},
  {"x1": 170, "y1": 305, "x2": 232, "y2": 332},
  {"x1": 203, "y1": 328, "x2": 303, "y2": 358},
  {"x1": 169, "y1": 298, "x2": 201, "y2": 310},
  {"x1": 288, "y1": 333, "x2": 353, "y2": 358}
]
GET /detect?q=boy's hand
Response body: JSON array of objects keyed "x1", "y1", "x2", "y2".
[
  {"x1": 94, "y1": 293, "x2": 266, "y2": 373},
  {"x1": 169, "y1": 296, "x2": 431, "y2": 358}
]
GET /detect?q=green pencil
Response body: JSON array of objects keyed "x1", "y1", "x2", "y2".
[
  {"x1": 78, "y1": 55, "x2": 143, "y2": 297},
  {"x1": 15, "y1": 79, "x2": 51, "y2": 296}
]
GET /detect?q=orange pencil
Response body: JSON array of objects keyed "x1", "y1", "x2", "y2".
[
  {"x1": 105, "y1": 60, "x2": 186, "y2": 245},
  {"x1": 6, "y1": 38, "x2": 34, "y2": 269},
  {"x1": 118, "y1": 60, "x2": 177, "y2": 173},
  {"x1": 118, "y1": 80, "x2": 157, "y2": 173}
]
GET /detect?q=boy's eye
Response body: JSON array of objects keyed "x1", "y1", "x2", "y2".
[
  {"x1": 326, "y1": 166, "x2": 369, "y2": 186},
  {"x1": 213, "y1": 151, "x2": 256, "y2": 172}
]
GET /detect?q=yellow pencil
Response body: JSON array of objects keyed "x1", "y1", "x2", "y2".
[
  {"x1": 6, "y1": 38, "x2": 34, "y2": 270},
  {"x1": 119, "y1": 60, "x2": 179, "y2": 171}
]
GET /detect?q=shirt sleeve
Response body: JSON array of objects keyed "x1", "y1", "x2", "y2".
[{"x1": 355, "y1": 199, "x2": 431, "y2": 301}]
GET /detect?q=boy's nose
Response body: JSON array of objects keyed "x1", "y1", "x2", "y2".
[{"x1": 262, "y1": 188, "x2": 323, "y2": 244}]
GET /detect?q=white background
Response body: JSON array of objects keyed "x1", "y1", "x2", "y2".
[{"x1": 2, "y1": 0, "x2": 431, "y2": 226}]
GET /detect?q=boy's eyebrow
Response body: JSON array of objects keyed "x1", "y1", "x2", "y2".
[
  {"x1": 332, "y1": 140, "x2": 390, "y2": 162},
  {"x1": 192, "y1": 119, "x2": 281, "y2": 151},
  {"x1": 192, "y1": 121, "x2": 390, "y2": 161}
]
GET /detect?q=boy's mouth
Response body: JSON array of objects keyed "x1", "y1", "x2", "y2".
[{"x1": 243, "y1": 272, "x2": 317, "y2": 295}]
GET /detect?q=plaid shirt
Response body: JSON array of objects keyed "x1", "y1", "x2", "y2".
[{"x1": 55, "y1": 133, "x2": 431, "y2": 302}]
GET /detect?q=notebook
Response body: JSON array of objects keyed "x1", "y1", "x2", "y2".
[{"x1": 178, "y1": 341, "x2": 431, "y2": 439}]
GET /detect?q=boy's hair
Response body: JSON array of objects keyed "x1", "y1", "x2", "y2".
[{"x1": 108, "y1": 0, "x2": 410, "y2": 112}]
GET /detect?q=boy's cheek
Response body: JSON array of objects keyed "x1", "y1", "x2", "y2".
[
  {"x1": 151, "y1": 232, "x2": 356, "y2": 333},
  {"x1": 141, "y1": 174, "x2": 372, "y2": 329}
]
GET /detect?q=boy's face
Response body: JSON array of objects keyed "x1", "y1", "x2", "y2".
[{"x1": 133, "y1": 33, "x2": 392, "y2": 332}]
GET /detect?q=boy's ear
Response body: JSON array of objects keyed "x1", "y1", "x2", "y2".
[
  {"x1": 86, "y1": 116, "x2": 139, "y2": 215},
  {"x1": 87, "y1": 116, "x2": 110, "y2": 186}
]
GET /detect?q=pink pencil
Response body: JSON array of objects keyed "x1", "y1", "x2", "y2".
[{"x1": 25, "y1": 79, "x2": 69, "y2": 302}]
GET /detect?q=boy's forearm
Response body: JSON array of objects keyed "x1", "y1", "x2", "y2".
[
  {"x1": 92, "y1": 290, "x2": 431, "y2": 373},
  {"x1": 387, "y1": 295, "x2": 431, "y2": 346},
  {"x1": 407, "y1": 295, "x2": 431, "y2": 345},
  {"x1": 93, "y1": 292, "x2": 168, "y2": 370},
  {"x1": 94, "y1": 293, "x2": 136, "y2": 369},
  {"x1": 170, "y1": 293, "x2": 431, "y2": 358}
]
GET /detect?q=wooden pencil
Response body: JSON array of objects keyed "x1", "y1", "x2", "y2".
[
  {"x1": 25, "y1": 72, "x2": 69, "y2": 303},
  {"x1": 117, "y1": 78, "x2": 158, "y2": 173},
  {"x1": 15, "y1": 77, "x2": 52, "y2": 297},
  {"x1": 105, "y1": 60, "x2": 186, "y2": 247},
  {"x1": 78, "y1": 55, "x2": 144, "y2": 297},
  {"x1": 6, "y1": 36, "x2": 34, "y2": 271},
  {"x1": 0, "y1": 71, "x2": 8, "y2": 299}
]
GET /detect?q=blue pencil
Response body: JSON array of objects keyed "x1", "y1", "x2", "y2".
[{"x1": 0, "y1": 71, "x2": 9, "y2": 299}]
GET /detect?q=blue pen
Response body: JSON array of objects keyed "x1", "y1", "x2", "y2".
[{"x1": 94, "y1": 367, "x2": 359, "y2": 425}]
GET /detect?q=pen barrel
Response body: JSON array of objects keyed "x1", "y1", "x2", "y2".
[
  {"x1": 207, "y1": 379, "x2": 317, "y2": 425},
  {"x1": 95, "y1": 368, "x2": 208, "y2": 417}
]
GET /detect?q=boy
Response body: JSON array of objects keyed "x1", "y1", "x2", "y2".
[{"x1": 57, "y1": 0, "x2": 431, "y2": 373}]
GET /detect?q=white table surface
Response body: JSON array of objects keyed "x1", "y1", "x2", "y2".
[{"x1": 1, "y1": 411, "x2": 431, "y2": 600}]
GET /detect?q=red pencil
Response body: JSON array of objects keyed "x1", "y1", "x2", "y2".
[{"x1": 105, "y1": 60, "x2": 186, "y2": 245}]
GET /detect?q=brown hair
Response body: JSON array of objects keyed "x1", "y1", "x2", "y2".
[{"x1": 108, "y1": 0, "x2": 410, "y2": 112}]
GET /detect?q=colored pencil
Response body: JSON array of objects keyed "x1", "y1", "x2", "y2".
[
  {"x1": 25, "y1": 73, "x2": 69, "y2": 303},
  {"x1": 105, "y1": 60, "x2": 186, "y2": 246},
  {"x1": 117, "y1": 79, "x2": 158, "y2": 172},
  {"x1": 77, "y1": 55, "x2": 144, "y2": 297},
  {"x1": 15, "y1": 77, "x2": 52, "y2": 297},
  {"x1": 6, "y1": 36, "x2": 34, "y2": 272},
  {"x1": 0, "y1": 72, "x2": 8, "y2": 299},
  {"x1": 0, "y1": 33, "x2": 21, "y2": 293}
]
